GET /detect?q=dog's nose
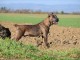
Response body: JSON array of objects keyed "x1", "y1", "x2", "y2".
[{"x1": 56, "y1": 18, "x2": 59, "y2": 22}]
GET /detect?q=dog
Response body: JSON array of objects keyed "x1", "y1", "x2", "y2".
[
  {"x1": 0, "y1": 24, "x2": 11, "y2": 39},
  {"x1": 13, "y1": 13, "x2": 59, "y2": 48}
]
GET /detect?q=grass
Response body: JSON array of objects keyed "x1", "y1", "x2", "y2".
[
  {"x1": 0, "y1": 38, "x2": 39, "y2": 59},
  {"x1": 0, "y1": 13, "x2": 80, "y2": 27},
  {"x1": 58, "y1": 18, "x2": 80, "y2": 28},
  {"x1": 0, "y1": 13, "x2": 45, "y2": 24},
  {"x1": 0, "y1": 38, "x2": 80, "y2": 60}
]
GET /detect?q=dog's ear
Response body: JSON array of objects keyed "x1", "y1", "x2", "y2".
[
  {"x1": 48, "y1": 12, "x2": 54, "y2": 17},
  {"x1": 51, "y1": 12, "x2": 54, "y2": 15}
]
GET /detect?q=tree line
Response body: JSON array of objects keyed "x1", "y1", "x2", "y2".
[{"x1": 0, "y1": 7, "x2": 80, "y2": 14}]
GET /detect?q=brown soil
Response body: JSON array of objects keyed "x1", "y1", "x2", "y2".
[{"x1": 0, "y1": 22, "x2": 80, "y2": 51}]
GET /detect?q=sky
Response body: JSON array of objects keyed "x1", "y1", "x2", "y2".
[
  {"x1": 1, "y1": 0, "x2": 80, "y2": 5},
  {"x1": 0, "y1": 0, "x2": 80, "y2": 12}
]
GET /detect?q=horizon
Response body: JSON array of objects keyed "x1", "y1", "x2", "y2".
[{"x1": 0, "y1": 0, "x2": 80, "y2": 12}]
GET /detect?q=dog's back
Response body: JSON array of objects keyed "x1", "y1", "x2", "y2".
[{"x1": 14, "y1": 24, "x2": 41, "y2": 37}]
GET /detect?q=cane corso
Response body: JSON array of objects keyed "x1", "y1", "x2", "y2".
[{"x1": 14, "y1": 13, "x2": 59, "y2": 48}]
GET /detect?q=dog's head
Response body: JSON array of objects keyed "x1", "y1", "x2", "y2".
[{"x1": 48, "y1": 13, "x2": 59, "y2": 25}]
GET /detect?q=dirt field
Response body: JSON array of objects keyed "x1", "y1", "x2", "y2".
[{"x1": 0, "y1": 22, "x2": 80, "y2": 51}]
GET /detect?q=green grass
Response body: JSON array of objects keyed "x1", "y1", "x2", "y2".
[
  {"x1": 0, "y1": 13, "x2": 80, "y2": 27},
  {"x1": 0, "y1": 38, "x2": 39, "y2": 59},
  {"x1": 0, "y1": 13, "x2": 45, "y2": 24},
  {"x1": 0, "y1": 38, "x2": 80, "y2": 60},
  {"x1": 59, "y1": 18, "x2": 80, "y2": 28}
]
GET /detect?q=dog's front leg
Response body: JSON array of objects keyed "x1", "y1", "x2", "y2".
[{"x1": 43, "y1": 33, "x2": 50, "y2": 48}]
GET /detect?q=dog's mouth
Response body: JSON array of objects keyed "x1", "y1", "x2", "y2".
[
  {"x1": 53, "y1": 22, "x2": 58, "y2": 25},
  {"x1": 53, "y1": 18, "x2": 59, "y2": 25}
]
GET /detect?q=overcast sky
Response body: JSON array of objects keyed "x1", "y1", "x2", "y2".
[{"x1": 1, "y1": 0, "x2": 80, "y2": 5}]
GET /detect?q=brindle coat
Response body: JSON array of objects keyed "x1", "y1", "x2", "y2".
[{"x1": 14, "y1": 13, "x2": 59, "y2": 48}]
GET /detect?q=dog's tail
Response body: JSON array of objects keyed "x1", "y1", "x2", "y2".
[{"x1": 14, "y1": 24, "x2": 19, "y2": 27}]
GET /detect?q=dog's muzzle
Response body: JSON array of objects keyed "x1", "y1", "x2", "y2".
[
  {"x1": 56, "y1": 18, "x2": 59, "y2": 22},
  {"x1": 53, "y1": 18, "x2": 59, "y2": 24}
]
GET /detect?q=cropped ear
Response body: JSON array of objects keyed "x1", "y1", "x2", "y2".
[
  {"x1": 51, "y1": 12, "x2": 54, "y2": 15},
  {"x1": 48, "y1": 12, "x2": 54, "y2": 17},
  {"x1": 49, "y1": 12, "x2": 54, "y2": 15}
]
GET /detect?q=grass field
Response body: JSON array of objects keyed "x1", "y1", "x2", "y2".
[
  {"x1": 0, "y1": 13, "x2": 80, "y2": 28},
  {"x1": 0, "y1": 38, "x2": 80, "y2": 60}
]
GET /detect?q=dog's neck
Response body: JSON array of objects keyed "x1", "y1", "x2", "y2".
[
  {"x1": 38, "y1": 18, "x2": 52, "y2": 31},
  {"x1": 43, "y1": 18, "x2": 52, "y2": 27}
]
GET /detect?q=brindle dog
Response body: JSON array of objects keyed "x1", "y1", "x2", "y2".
[{"x1": 14, "y1": 13, "x2": 59, "y2": 48}]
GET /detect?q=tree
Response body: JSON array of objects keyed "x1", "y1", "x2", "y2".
[
  {"x1": 61, "y1": 11, "x2": 64, "y2": 14},
  {"x1": 0, "y1": 7, "x2": 9, "y2": 13}
]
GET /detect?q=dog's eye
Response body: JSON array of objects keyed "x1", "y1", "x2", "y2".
[
  {"x1": 48, "y1": 15, "x2": 50, "y2": 17},
  {"x1": 52, "y1": 15, "x2": 55, "y2": 18}
]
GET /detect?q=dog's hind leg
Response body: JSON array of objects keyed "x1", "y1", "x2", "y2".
[{"x1": 14, "y1": 29, "x2": 24, "y2": 41}]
